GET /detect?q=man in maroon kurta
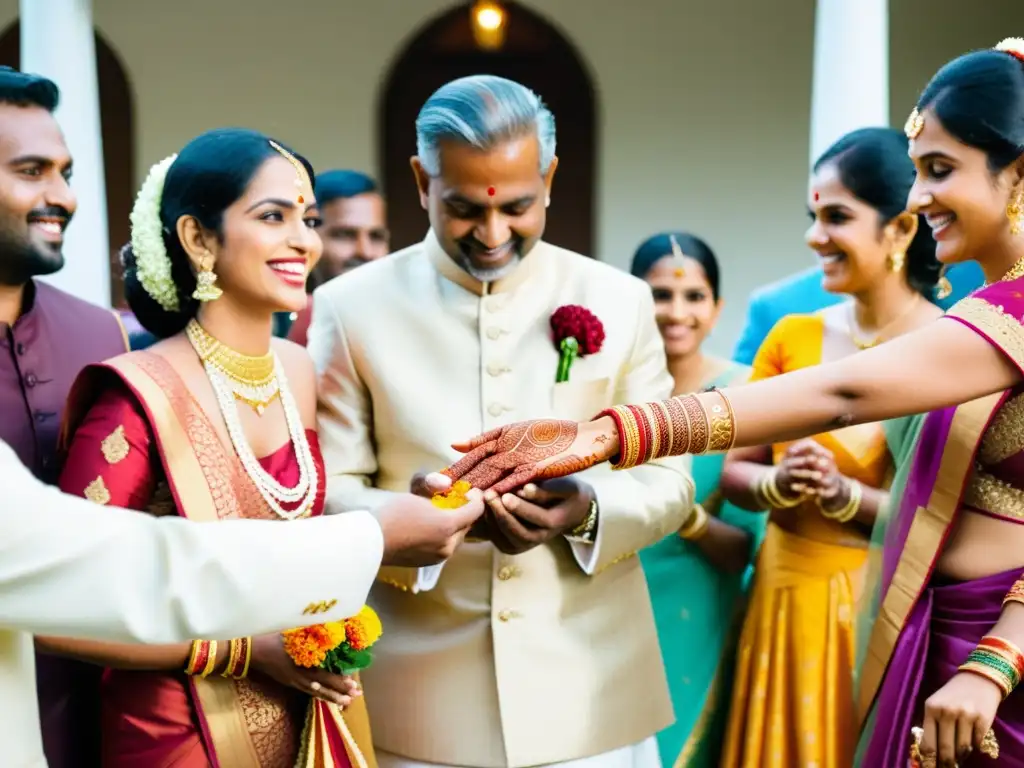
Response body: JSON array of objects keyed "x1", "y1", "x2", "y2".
[{"x1": 0, "y1": 66, "x2": 128, "y2": 767}]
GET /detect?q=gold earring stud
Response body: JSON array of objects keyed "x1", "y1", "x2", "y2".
[{"x1": 888, "y1": 251, "x2": 905, "y2": 272}]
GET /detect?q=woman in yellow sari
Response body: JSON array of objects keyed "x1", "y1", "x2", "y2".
[
  {"x1": 716, "y1": 127, "x2": 942, "y2": 768},
  {"x1": 42, "y1": 128, "x2": 375, "y2": 768}
]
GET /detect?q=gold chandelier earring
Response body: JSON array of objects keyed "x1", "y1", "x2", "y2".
[
  {"x1": 887, "y1": 251, "x2": 905, "y2": 272},
  {"x1": 936, "y1": 265, "x2": 953, "y2": 300},
  {"x1": 1009, "y1": 187, "x2": 1024, "y2": 237},
  {"x1": 192, "y1": 256, "x2": 223, "y2": 302}
]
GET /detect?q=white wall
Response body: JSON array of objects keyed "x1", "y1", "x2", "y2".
[{"x1": 1, "y1": 0, "x2": 1021, "y2": 354}]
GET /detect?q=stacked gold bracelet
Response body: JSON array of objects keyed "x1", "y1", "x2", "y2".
[
  {"x1": 818, "y1": 479, "x2": 862, "y2": 523},
  {"x1": 678, "y1": 504, "x2": 711, "y2": 541},
  {"x1": 598, "y1": 389, "x2": 736, "y2": 470},
  {"x1": 958, "y1": 635, "x2": 1024, "y2": 699},
  {"x1": 1003, "y1": 575, "x2": 1024, "y2": 608},
  {"x1": 754, "y1": 469, "x2": 804, "y2": 510},
  {"x1": 221, "y1": 637, "x2": 252, "y2": 679},
  {"x1": 184, "y1": 639, "x2": 218, "y2": 678}
]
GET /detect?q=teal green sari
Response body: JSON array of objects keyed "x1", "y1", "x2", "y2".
[{"x1": 639, "y1": 362, "x2": 768, "y2": 768}]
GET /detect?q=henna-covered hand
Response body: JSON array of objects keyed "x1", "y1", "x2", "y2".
[{"x1": 445, "y1": 417, "x2": 619, "y2": 494}]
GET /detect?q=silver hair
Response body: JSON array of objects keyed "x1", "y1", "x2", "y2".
[{"x1": 415, "y1": 75, "x2": 556, "y2": 176}]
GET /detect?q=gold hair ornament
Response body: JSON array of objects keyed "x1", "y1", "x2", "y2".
[
  {"x1": 268, "y1": 140, "x2": 313, "y2": 205},
  {"x1": 904, "y1": 108, "x2": 924, "y2": 140}
]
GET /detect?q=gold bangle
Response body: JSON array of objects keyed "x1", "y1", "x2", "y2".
[
  {"x1": 704, "y1": 388, "x2": 736, "y2": 452},
  {"x1": 679, "y1": 504, "x2": 711, "y2": 540},
  {"x1": 678, "y1": 395, "x2": 710, "y2": 454},
  {"x1": 819, "y1": 479, "x2": 862, "y2": 522},
  {"x1": 758, "y1": 469, "x2": 804, "y2": 509},
  {"x1": 200, "y1": 640, "x2": 218, "y2": 678}
]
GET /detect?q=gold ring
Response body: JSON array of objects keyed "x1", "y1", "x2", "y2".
[
  {"x1": 981, "y1": 728, "x2": 1000, "y2": 759},
  {"x1": 909, "y1": 727, "x2": 937, "y2": 768}
]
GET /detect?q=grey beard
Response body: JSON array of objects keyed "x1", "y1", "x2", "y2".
[{"x1": 454, "y1": 251, "x2": 523, "y2": 284}]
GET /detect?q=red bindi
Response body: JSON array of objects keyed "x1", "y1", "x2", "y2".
[
  {"x1": 813, "y1": 191, "x2": 819, "y2": 201},
  {"x1": 487, "y1": 186, "x2": 496, "y2": 197}
]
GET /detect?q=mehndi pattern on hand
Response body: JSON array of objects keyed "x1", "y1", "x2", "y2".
[{"x1": 443, "y1": 419, "x2": 601, "y2": 494}]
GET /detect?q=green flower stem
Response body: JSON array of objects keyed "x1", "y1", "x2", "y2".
[{"x1": 556, "y1": 337, "x2": 580, "y2": 383}]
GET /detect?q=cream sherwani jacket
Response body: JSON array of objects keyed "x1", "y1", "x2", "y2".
[
  {"x1": 0, "y1": 440, "x2": 383, "y2": 768},
  {"x1": 309, "y1": 232, "x2": 694, "y2": 768}
]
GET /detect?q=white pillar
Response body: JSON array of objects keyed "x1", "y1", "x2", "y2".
[
  {"x1": 20, "y1": 0, "x2": 110, "y2": 308},
  {"x1": 809, "y1": 0, "x2": 889, "y2": 165}
]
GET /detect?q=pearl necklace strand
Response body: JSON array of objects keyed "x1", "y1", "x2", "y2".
[{"x1": 188, "y1": 326, "x2": 318, "y2": 520}]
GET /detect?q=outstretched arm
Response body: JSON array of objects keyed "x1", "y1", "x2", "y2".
[{"x1": 447, "y1": 300, "x2": 1021, "y2": 491}]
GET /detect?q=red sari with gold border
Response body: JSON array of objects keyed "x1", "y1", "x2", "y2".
[{"x1": 58, "y1": 351, "x2": 376, "y2": 768}]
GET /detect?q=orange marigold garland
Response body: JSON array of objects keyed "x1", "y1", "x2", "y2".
[{"x1": 283, "y1": 604, "x2": 383, "y2": 675}]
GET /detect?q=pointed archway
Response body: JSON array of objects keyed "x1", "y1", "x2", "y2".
[
  {"x1": 0, "y1": 21, "x2": 135, "y2": 308},
  {"x1": 378, "y1": 2, "x2": 598, "y2": 256}
]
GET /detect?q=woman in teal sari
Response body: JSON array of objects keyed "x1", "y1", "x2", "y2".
[{"x1": 630, "y1": 233, "x2": 767, "y2": 767}]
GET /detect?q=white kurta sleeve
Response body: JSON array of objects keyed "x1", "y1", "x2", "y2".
[{"x1": 0, "y1": 441, "x2": 383, "y2": 643}]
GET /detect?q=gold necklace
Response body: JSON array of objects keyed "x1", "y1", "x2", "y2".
[
  {"x1": 848, "y1": 297, "x2": 921, "y2": 351},
  {"x1": 986, "y1": 254, "x2": 1024, "y2": 286},
  {"x1": 186, "y1": 319, "x2": 279, "y2": 414}
]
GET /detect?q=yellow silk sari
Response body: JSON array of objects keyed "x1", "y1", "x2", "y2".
[{"x1": 720, "y1": 315, "x2": 888, "y2": 768}]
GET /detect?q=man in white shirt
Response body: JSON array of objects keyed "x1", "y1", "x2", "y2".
[{"x1": 0, "y1": 440, "x2": 482, "y2": 767}]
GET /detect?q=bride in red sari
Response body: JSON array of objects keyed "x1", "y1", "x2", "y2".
[{"x1": 42, "y1": 128, "x2": 375, "y2": 768}]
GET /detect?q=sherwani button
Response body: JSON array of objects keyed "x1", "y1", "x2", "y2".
[
  {"x1": 486, "y1": 363, "x2": 503, "y2": 377},
  {"x1": 488, "y1": 403, "x2": 504, "y2": 417},
  {"x1": 498, "y1": 610, "x2": 512, "y2": 622},
  {"x1": 498, "y1": 566, "x2": 514, "y2": 580},
  {"x1": 486, "y1": 327, "x2": 503, "y2": 340}
]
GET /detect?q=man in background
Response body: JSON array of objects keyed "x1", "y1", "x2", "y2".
[
  {"x1": 732, "y1": 261, "x2": 983, "y2": 364},
  {"x1": 285, "y1": 169, "x2": 390, "y2": 344},
  {"x1": 0, "y1": 66, "x2": 128, "y2": 767}
]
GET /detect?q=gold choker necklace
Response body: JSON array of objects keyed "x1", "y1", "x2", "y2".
[{"x1": 186, "y1": 320, "x2": 279, "y2": 414}]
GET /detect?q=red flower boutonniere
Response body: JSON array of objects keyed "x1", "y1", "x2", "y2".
[{"x1": 550, "y1": 304, "x2": 605, "y2": 382}]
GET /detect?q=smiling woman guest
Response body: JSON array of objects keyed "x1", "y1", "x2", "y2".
[
  {"x1": 716, "y1": 127, "x2": 941, "y2": 768},
  {"x1": 40, "y1": 128, "x2": 378, "y2": 768},
  {"x1": 631, "y1": 232, "x2": 767, "y2": 767}
]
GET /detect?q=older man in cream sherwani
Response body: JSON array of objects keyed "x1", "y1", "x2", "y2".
[{"x1": 309, "y1": 75, "x2": 693, "y2": 768}]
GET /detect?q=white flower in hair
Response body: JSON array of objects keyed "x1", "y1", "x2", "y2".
[
  {"x1": 130, "y1": 154, "x2": 179, "y2": 312},
  {"x1": 996, "y1": 38, "x2": 1024, "y2": 62}
]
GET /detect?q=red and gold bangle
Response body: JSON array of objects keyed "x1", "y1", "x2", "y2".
[
  {"x1": 599, "y1": 406, "x2": 640, "y2": 469},
  {"x1": 650, "y1": 401, "x2": 673, "y2": 459},
  {"x1": 625, "y1": 405, "x2": 653, "y2": 465},
  {"x1": 184, "y1": 640, "x2": 218, "y2": 677},
  {"x1": 678, "y1": 396, "x2": 710, "y2": 454},
  {"x1": 1003, "y1": 576, "x2": 1024, "y2": 608},
  {"x1": 664, "y1": 396, "x2": 691, "y2": 456},
  {"x1": 978, "y1": 635, "x2": 1024, "y2": 678},
  {"x1": 221, "y1": 637, "x2": 252, "y2": 679},
  {"x1": 959, "y1": 635, "x2": 1024, "y2": 698}
]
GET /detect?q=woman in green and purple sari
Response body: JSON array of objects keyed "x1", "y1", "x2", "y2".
[{"x1": 443, "y1": 39, "x2": 1024, "y2": 768}]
